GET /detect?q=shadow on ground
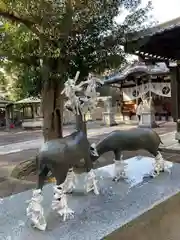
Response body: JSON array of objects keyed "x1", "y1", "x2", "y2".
[{"x1": 105, "y1": 192, "x2": 180, "y2": 240}]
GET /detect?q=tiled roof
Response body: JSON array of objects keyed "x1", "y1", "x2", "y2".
[
  {"x1": 127, "y1": 17, "x2": 180, "y2": 41},
  {"x1": 104, "y1": 62, "x2": 169, "y2": 84},
  {"x1": 15, "y1": 97, "x2": 41, "y2": 104}
]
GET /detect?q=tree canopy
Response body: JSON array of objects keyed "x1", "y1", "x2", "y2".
[
  {"x1": 0, "y1": 61, "x2": 41, "y2": 100},
  {"x1": 0, "y1": 0, "x2": 154, "y2": 139},
  {"x1": 0, "y1": 0, "x2": 153, "y2": 80}
]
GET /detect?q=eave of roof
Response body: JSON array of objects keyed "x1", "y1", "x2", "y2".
[
  {"x1": 125, "y1": 17, "x2": 180, "y2": 61},
  {"x1": 15, "y1": 97, "x2": 41, "y2": 104},
  {"x1": 127, "y1": 17, "x2": 180, "y2": 42},
  {"x1": 104, "y1": 62, "x2": 169, "y2": 85}
]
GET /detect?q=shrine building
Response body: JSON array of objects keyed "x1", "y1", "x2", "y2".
[{"x1": 123, "y1": 17, "x2": 180, "y2": 141}]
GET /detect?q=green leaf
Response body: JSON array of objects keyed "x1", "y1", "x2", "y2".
[{"x1": 0, "y1": 0, "x2": 154, "y2": 99}]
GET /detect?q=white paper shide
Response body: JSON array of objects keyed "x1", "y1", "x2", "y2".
[
  {"x1": 113, "y1": 155, "x2": 128, "y2": 181},
  {"x1": 62, "y1": 72, "x2": 104, "y2": 116},
  {"x1": 51, "y1": 184, "x2": 74, "y2": 221},
  {"x1": 85, "y1": 169, "x2": 99, "y2": 195},
  {"x1": 153, "y1": 151, "x2": 165, "y2": 176},
  {"x1": 63, "y1": 167, "x2": 77, "y2": 193},
  {"x1": 26, "y1": 189, "x2": 47, "y2": 231}
]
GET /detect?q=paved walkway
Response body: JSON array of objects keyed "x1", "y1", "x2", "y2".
[
  {"x1": 0, "y1": 124, "x2": 136, "y2": 155},
  {"x1": 0, "y1": 121, "x2": 177, "y2": 155},
  {"x1": 0, "y1": 121, "x2": 125, "y2": 146}
]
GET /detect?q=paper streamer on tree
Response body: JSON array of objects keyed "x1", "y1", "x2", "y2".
[{"x1": 62, "y1": 72, "x2": 104, "y2": 115}]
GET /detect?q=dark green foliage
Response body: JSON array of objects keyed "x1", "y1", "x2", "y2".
[{"x1": 0, "y1": 0, "x2": 153, "y2": 99}]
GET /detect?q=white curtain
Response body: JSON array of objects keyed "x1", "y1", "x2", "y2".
[{"x1": 123, "y1": 82, "x2": 171, "y2": 101}]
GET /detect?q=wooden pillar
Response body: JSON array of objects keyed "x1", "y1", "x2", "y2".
[
  {"x1": 5, "y1": 106, "x2": 10, "y2": 130},
  {"x1": 31, "y1": 104, "x2": 35, "y2": 119},
  {"x1": 170, "y1": 65, "x2": 180, "y2": 142},
  {"x1": 10, "y1": 105, "x2": 14, "y2": 120},
  {"x1": 170, "y1": 66, "x2": 180, "y2": 120},
  {"x1": 22, "y1": 107, "x2": 25, "y2": 119},
  {"x1": 119, "y1": 87, "x2": 124, "y2": 122}
]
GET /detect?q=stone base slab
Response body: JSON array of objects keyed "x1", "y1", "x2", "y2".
[
  {"x1": 22, "y1": 119, "x2": 43, "y2": 129},
  {"x1": 0, "y1": 156, "x2": 177, "y2": 240}
]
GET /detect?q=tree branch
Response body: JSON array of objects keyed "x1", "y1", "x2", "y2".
[
  {"x1": 0, "y1": 50, "x2": 38, "y2": 66},
  {"x1": 0, "y1": 10, "x2": 33, "y2": 25},
  {"x1": 57, "y1": 0, "x2": 73, "y2": 44},
  {"x1": 0, "y1": 9, "x2": 40, "y2": 36}
]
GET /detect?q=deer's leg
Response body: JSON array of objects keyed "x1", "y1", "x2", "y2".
[
  {"x1": 26, "y1": 166, "x2": 49, "y2": 231},
  {"x1": 113, "y1": 150, "x2": 128, "y2": 182},
  {"x1": 37, "y1": 166, "x2": 49, "y2": 190},
  {"x1": 84, "y1": 154, "x2": 99, "y2": 195},
  {"x1": 51, "y1": 165, "x2": 74, "y2": 221}
]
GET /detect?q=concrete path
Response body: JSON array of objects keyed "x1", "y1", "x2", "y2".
[
  {"x1": 0, "y1": 124, "x2": 136, "y2": 155},
  {"x1": 0, "y1": 122, "x2": 177, "y2": 155}
]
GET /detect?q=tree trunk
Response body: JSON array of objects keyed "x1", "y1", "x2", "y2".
[
  {"x1": 39, "y1": 39, "x2": 65, "y2": 142},
  {"x1": 42, "y1": 79, "x2": 64, "y2": 141}
]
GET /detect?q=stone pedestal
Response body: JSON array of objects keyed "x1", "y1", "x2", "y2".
[
  {"x1": 168, "y1": 116, "x2": 174, "y2": 122},
  {"x1": 175, "y1": 132, "x2": 180, "y2": 142},
  {"x1": 0, "y1": 156, "x2": 177, "y2": 240},
  {"x1": 102, "y1": 111, "x2": 117, "y2": 126},
  {"x1": 22, "y1": 118, "x2": 43, "y2": 129},
  {"x1": 101, "y1": 96, "x2": 117, "y2": 126},
  {"x1": 139, "y1": 112, "x2": 158, "y2": 128}
]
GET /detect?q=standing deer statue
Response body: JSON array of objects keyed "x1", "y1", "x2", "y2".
[
  {"x1": 26, "y1": 72, "x2": 103, "y2": 231},
  {"x1": 90, "y1": 128, "x2": 165, "y2": 181}
]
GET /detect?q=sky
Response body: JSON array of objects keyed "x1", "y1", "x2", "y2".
[
  {"x1": 117, "y1": 0, "x2": 180, "y2": 24},
  {"x1": 116, "y1": 0, "x2": 180, "y2": 61},
  {"x1": 150, "y1": 0, "x2": 180, "y2": 23}
]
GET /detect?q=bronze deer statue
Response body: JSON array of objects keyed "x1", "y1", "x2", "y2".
[
  {"x1": 26, "y1": 73, "x2": 103, "y2": 231},
  {"x1": 90, "y1": 128, "x2": 165, "y2": 181},
  {"x1": 26, "y1": 128, "x2": 99, "y2": 231}
]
